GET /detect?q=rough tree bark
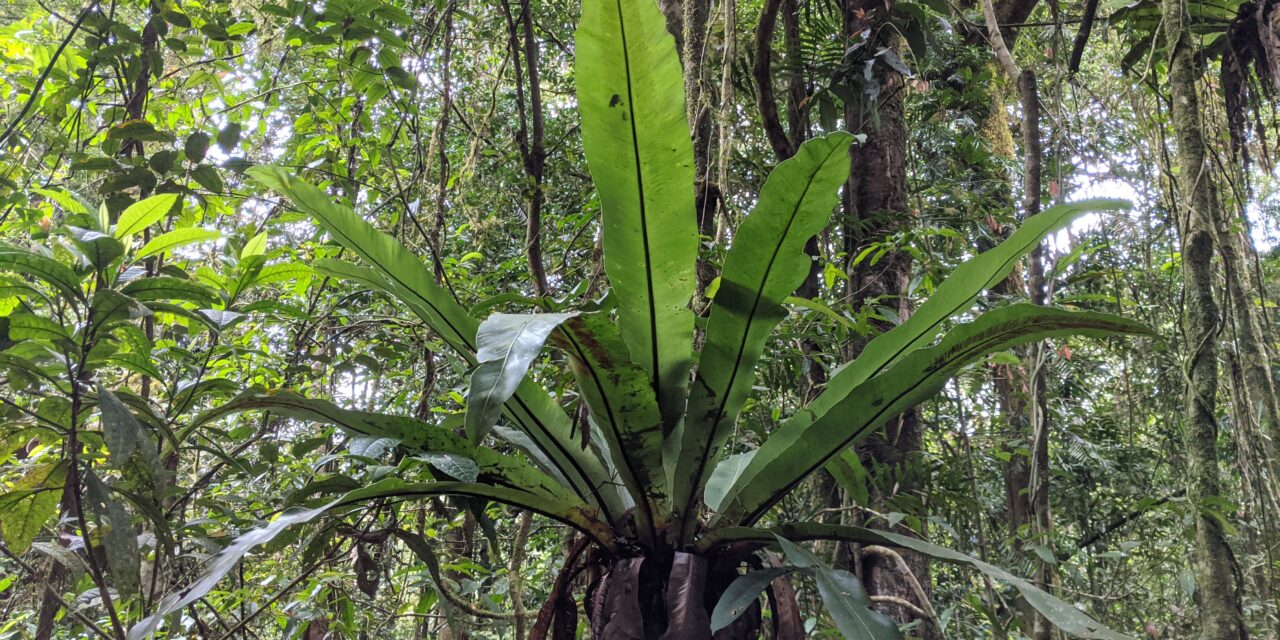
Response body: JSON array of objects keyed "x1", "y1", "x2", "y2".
[
  {"x1": 1162, "y1": 0, "x2": 1250, "y2": 633},
  {"x1": 838, "y1": 0, "x2": 936, "y2": 635}
]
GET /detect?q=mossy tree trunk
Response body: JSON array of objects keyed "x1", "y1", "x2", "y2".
[{"x1": 1161, "y1": 0, "x2": 1249, "y2": 634}]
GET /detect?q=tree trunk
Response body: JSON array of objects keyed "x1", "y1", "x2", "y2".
[
  {"x1": 1161, "y1": 0, "x2": 1250, "y2": 633},
  {"x1": 1219, "y1": 225, "x2": 1280, "y2": 448},
  {"x1": 1219, "y1": 224, "x2": 1280, "y2": 612},
  {"x1": 839, "y1": 1, "x2": 935, "y2": 634}
]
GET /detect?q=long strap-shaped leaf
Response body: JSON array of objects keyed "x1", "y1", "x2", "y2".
[
  {"x1": 716, "y1": 305, "x2": 1153, "y2": 524},
  {"x1": 807, "y1": 199, "x2": 1130, "y2": 421},
  {"x1": 772, "y1": 536, "x2": 901, "y2": 640},
  {"x1": 576, "y1": 0, "x2": 698, "y2": 428},
  {"x1": 190, "y1": 389, "x2": 577, "y2": 503},
  {"x1": 671, "y1": 133, "x2": 853, "y2": 539},
  {"x1": 698, "y1": 524, "x2": 1132, "y2": 640},
  {"x1": 312, "y1": 259, "x2": 580, "y2": 477},
  {"x1": 128, "y1": 478, "x2": 616, "y2": 640},
  {"x1": 0, "y1": 243, "x2": 84, "y2": 302},
  {"x1": 336, "y1": 478, "x2": 617, "y2": 550},
  {"x1": 554, "y1": 312, "x2": 666, "y2": 543},
  {"x1": 246, "y1": 167, "x2": 622, "y2": 521},
  {"x1": 250, "y1": 167, "x2": 477, "y2": 350}
]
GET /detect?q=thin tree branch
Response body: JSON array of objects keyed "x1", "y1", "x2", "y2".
[{"x1": 0, "y1": 0, "x2": 101, "y2": 149}]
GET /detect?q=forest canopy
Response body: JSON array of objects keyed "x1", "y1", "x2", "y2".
[{"x1": 0, "y1": 0, "x2": 1278, "y2": 638}]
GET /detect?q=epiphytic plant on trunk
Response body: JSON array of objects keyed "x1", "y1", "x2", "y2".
[{"x1": 130, "y1": 0, "x2": 1145, "y2": 638}]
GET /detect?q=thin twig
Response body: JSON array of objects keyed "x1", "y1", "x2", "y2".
[
  {"x1": 0, "y1": 541, "x2": 115, "y2": 640},
  {"x1": 0, "y1": 1, "x2": 101, "y2": 149}
]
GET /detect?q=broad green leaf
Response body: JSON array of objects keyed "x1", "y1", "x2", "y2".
[
  {"x1": 249, "y1": 166, "x2": 476, "y2": 354},
  {"x1": 0, "y1": 245, "x2": 83, "y2": 300},
  {"x1": 85, "y1": 472, "x2": 140, "y2": 597},
  {"x1": 414, "y1": 453, "x2": 480, "y2": 484},
  {"x1": 719, "y1": 305, "x2": 1153, "y2": 523},
  {"x1": 249, "y1": 263, "x2": 313, "y2": 287},
  {"x1": 110, "y1": 351, "x2": 164, "y2": 380},
  {"x1": 96, "y1": 203, "x2": 111, "y2": 232},
  {"x1": 710, "y1": 567, "x2": 794, "y2": 633},
  {"x1": 248, "y1": 167, "x2": 623, "y2": 520},
  {"x1": 674, "y1": 133, "x2": 853, "y2": 531},
  {"x1": 97, "y1": 386, "x2": 165, "y2": 493},
  {"x1": 240, "y1": 231, "x2": 268, "y2": 259},
  {"x1": 0, "y1": 277, "x2": 44, "y2": 303},
  {"x1": 773, "y1": 536, "x2": 901, "y2": 640},
  {"x1": 858, "y1": 528, "x2": 1132, "y2": 639},
  {"x1": 100, "y1": 386, "x2": 141, "y2": 466},
  {"x1": 185, "y1": 132, "x2": 210, "y2": 162},
  {"x1": 122, "y1": 276, "x2": 221, "y2": 306},
  {"x1": 90, "y1": 290, "x2": 153, "y2": 327},
  {"x1": 576, "y1": 0, "x2": 697, "y2": 427},
  {"x1": 492, "y1": 424, "x2": 576, "y2": 491},
  {"x1": 70, "y1": 157, "x2": 119, "y2": 172},
  {"x1": 108, "y1": 120, "x2": 172, "y2": 142},
  {"x1": 229, "y1": 255, "x2": 267, "y2": 299},
  {"x1": 110, "y1": 389, "x2": 169, "y2": 433},
  {"x1": 0, "y1": 461, "x2": 67, "y2": 553},
  {"x1": 31, "y1": 188, "x2": 89, "y2": 215},
  {"x1": 467, "y1": 312, "x2": 578, "y2": 444},
  {"x1": 98, "y1": 385, "x2": 154, "y2": 468},
  {"x1": 135, "y1": 227, "x2": 221, "y2": 259},
  {"x1": 336, "y1": 478, "x2": 617, "y2": 549},
  {"x1": 0, "y1": 352, "x2": 68, "y2": 392},
  {"x1": 149, "y1": 149, "x2": 178, "y2": 175},
  {"x1": 147, "y1": 300, "x2": 209, "y2": 327},
  {"x1": 197, "y1": 309, "x2": 243, "y2": 330},
  {"x1": 286, "y1": 475, "x2": 361, "y2": 507},
  {"x1": 169, "y1": 379, "x2": 241, "y2": 412},
  {"x1": 385, "y1": 66, "x2": 418, "y2": 89},
  {"x1": 808, "y1": 199, "x2": 1129, "y2": 422},
  {"x1": 6, "y1": 314, "x2": 70, "y2": 343},
  {"x1": 217, "y1": 122, "x2": 242, "y2": 151},
  {"x1": 115, "y1": 194, "x2": 180, "y2": 240},
  {"x1": 553, "y1": 312, "x2": 666, "y2": 532},
  {"x1": 191, "y1": 165, "x2": 223, "y2": 192},
  {"x1": 348, "y1": 436, "x2": 398, "y2": 459},
  {"x1": 67, "y1": 227, "x2": 125, "y2": 269},
  {"x1": 29, "y1": 541, "x2": 86, "y2": 576}
]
